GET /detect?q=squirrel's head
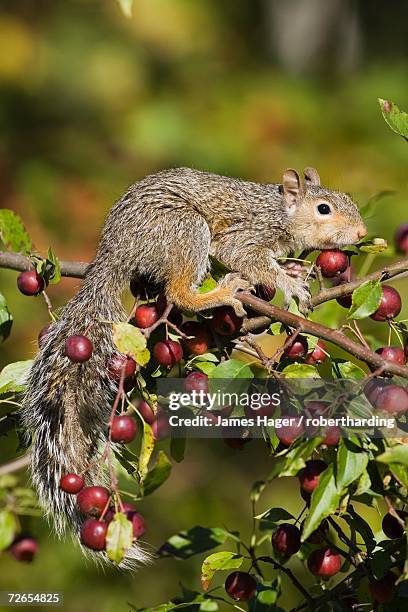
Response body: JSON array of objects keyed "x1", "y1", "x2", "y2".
[{"x1": 282, "y1": 167, "x2": 367, "y2": 250}]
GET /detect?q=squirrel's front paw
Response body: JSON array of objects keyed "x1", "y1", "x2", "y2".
[
  {"x1": 281, "y1": 261, "x2": 308, "y2": 279},
  {"x1": 220, "y1": 273, "x2": 253, "y2": 317},
  {"x1": 283, "y1": 277, "x2": 311, "y2": 315}
]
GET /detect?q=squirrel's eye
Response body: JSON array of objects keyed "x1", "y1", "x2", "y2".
[{"x1": 317, "y1": 203, "x2": 331, "y2": 215}]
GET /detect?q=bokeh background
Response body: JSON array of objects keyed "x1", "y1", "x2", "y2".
[{"x1": 1, "y1": 1, "x2": 408, "y2": 610}]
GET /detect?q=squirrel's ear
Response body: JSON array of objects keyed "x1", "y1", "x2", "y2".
[
  {"x1": 282, "y1": 169, "x2": 303, "y2": 214},
  {"x1": 304, "y1": 167, "x2": 320, "y2": 186}
]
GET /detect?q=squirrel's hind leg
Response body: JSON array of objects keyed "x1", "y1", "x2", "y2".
[{"x1": 161, "y1": 214, "x2": 250, "y2": 316}]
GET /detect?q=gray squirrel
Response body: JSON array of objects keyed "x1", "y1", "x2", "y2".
[{"x1": 21, "y1": 166, "x2": 366, "y2": 565}]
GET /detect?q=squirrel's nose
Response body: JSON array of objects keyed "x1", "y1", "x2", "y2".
[{"x1": 357, "y1": 226, "x2": 367, "y2": 240}]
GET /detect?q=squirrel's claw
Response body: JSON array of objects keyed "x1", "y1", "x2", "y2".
[
  {"x1": 220, "y1": 273, "x2": 253, "y2": 317},
  {"x1": 282, "y1": 277, "x2": 311, "y2": 316}
]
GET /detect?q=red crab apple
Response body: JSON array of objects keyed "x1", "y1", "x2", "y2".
[
  {"x1": 151, "y1": 410, "x2": 171, "y2": 440},
  {"x1": 336, "y1": 292, "x2": 353, "y2": 308},
  {"x1": 255, "y1": 284, "x2": 276, "y2": 301},
  {"x1": 134, "y1": 304, "x2": 159, "y2": 329},
  {"x1": 316, "y1": 250, "x2": 348, "y2": 278},
  {"x1": 138, "y1": 400, "x2": 156, "y2": 425},
  {"x1": 107, "y1": 354, "x2": 136, "y2": 380},
  {"x1": 17, "y1": 270, "x2": 45, "y2": 296},
  {"x1": 375, "y1": 346, "x2": 406, "y2": 366},
  {"x1": 60, "y1": 473, "x2": 85, "y2": 494},
  {"x1": 153, "y1": 340, "x2": 183, "y2": 367},
  {"x1": 370, "y1": 285, "x2": 401, "y2": 321},
  {"x1": 375, "y1": 385, "x2": 408, "y2": 415},
  {"x1": 181, "y1": 321, "x2": 213, "y2": 355},
  {"x1": 395, "y1": 223, "x2": 408, "y2": 254},
  {"x1": 283, "y1": 335, "x2": 308, "y2": 359},
  {"x1": 184, "y1": 371, "x2": 209, "y2": 394},
  {"x1": 80, "y1": 519, "x2": 107, "y2": 551},
  {"x1": 225, "y1": 571, "x2": 257, "y2": 601},
  {"x1": 9, "y1": 536, "x2": 39, "y2": 562},
  {"x1": 321, "y1": 425, "x2": 341, "y2": 447},
  {"x1": 369, "y1": 572, "x2": 396, "y2": 603},
  {"x1": 364, "y1": 378, "x2": 392, "y2": 406},
  {"x1": 307, "y1": 547, "x2": 342, "y2": 577},
  {"x1": 77, "y1": 486, "x2": 110, "y2": 515},
  {"x1": 38, "y1": 324, "x2": 52, "y2": 348},
  {"x1": 272, "y1": 523, "x2": 301, "y2": 556},
  {"x1": 276, "y1": 417, "x2": 305, "y2": 446},
  {"x1": 110, "y1": 415, "x2": 137, "y2": 443},
  {"x1": 298, "y1": 460, "x2": 327, "y2": 494},
  {"x1": 382, "y1": 511, "x2": 407, "y2": 539},
  {"x1": 65, "y1": 335, "x2": 93, "y2": 363},
  {"x1": 305, "y1": 340, "x2": 327, "y2": 364},
  {"x1": 210, "y1": 306, "x2": 242, "y2": 336}
]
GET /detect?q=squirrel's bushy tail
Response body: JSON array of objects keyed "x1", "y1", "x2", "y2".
[{"x1": 21, "y1": 261, "x2": 151, "y2": 567}]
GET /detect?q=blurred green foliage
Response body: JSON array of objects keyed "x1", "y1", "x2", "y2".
[{"x1": 0, "y1": 1, "x2": 407, "y2": 610}]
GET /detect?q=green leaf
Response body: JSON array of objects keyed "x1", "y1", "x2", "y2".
[
  {"x1": 302, "y1": 464, "x2": 341, "y2": 541},
  {"x1": 358, "y1": 238, "x2": 388, "y2": 254},
  {"x1": 343, "y1": 508, "x2": 375, "y2": 552},
  {"x1": 0, "y1": 209, "x2": 32, "y2": 255},
  {"x1": 268, "y1": 322, "x2": 283, "y2": 335},
  {"x1": 0, "y1": 292, "x2": 13, "y2": 342},
  {"x1": 250, "y1": 480, "x2": 266, "y2": 503},
  {"x1": 281, "y1": 363, "x2": 320, "y2": 378},
  {"x1": 249, "y1": 583, "x2": 279, "y2": 612},
  {"x1": 348, "y1": 280, "x2": 382, "y2": 320},
  {"x1": 209, "y1": 359, "x2": 253, "y2": 380},
  {"x1": 336, "y1": 438, "x2": 369, "y2": 490},
  {"x1": 138, "y1": 421, "x2": 155, "y2": 489},
  {"x1": 379, "y1": 98, "x2": 408, "y2": 140},
  {"x1": 116, "y1": 0, "x2": 133, "y2": 18},
  {"x1": 279, "y1": 439, "x2": 321, "y2": 477},
  {"x1": 46, "y1": 247, "x2": 61, "y2": 285},
  {"x1": 199, "y1": 600, "x2": 218, "y2": 611},
  {"x1": 201, "y1": 551, "x2": 243, "y2": 591},
  {"x1": 170, "y1": 437, "x2": 186, "y2": 463},
  {"x1": 354, "y1": 470, "x2": 372, "y2": 496},
  {"x1": 199, "y1": 275, "x2": 217, "y2": 293},
  {"x1": 255, "y1": 507, "x2": 295, "y2": 531},
  {"x1": 377, "y1": 444, "x2": 408, "y2": 467},
  {"x1": 360, "y1": 192, "x2": 396, "y2": 219},
  {"x1": 159, "y1": 526, "x2": 232, "y2": 559},
  {"x1": 194, "y1": 361, "x2": 217, "y2": 375},
  {"x1": 389, "y1": 463, "x2": 408, "y2": 488},
  {"x1": 112, "y1": 323, "x2": 150, "y2": 366},
  {"x1": 335, "y1": 360, "x2": 366, "y2": 380},
  {"x1": 0, "y1": 360, "x2": 33, "y2": 394},
  {"x1": 143, "y1": 451, "x2": 172, "y2": 496},
  {"x1": 208, "y1": 359, "x2": 253, "y2": 406},
  {"x1": 106, "y1": 512, "x2": 133, "y2": 564},
  {"x1": 0, "y1": 509, "x2": 18, "y2": 551},
  {"x1": 194, "y1": 353, "x2": 219, "y2": 363}
]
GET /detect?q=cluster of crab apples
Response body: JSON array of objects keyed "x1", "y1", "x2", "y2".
[
  {"x1": 223, "y1": 461, "x2": 404, "y2": 604},
  {"x1": 59, "y1": 474, "x2": 145, "y2": 552}
]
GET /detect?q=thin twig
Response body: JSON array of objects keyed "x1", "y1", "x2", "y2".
[
  {"x1": 0, "y1": 453, "x2": 31, "y2": 476},
  {"x1": 257, "y1": 556, "x2": 314, "y2": 603}
]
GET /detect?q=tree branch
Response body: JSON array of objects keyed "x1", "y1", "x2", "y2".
[
  {"x1": 2, "y1": 250, "x2": 408, "y2": 378},
  {"x1": 312, "y1": 258, "x2": 408, "y2": 306},
  {"x1": 239, "y1": 291, "x2": 408, "y2": 378},
  {"x1": 0, "y1": 453, "x2": 31, "y2": 476},
  {"x1": 0, "y1": 250, "x2": 88, "y2": 279}
]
